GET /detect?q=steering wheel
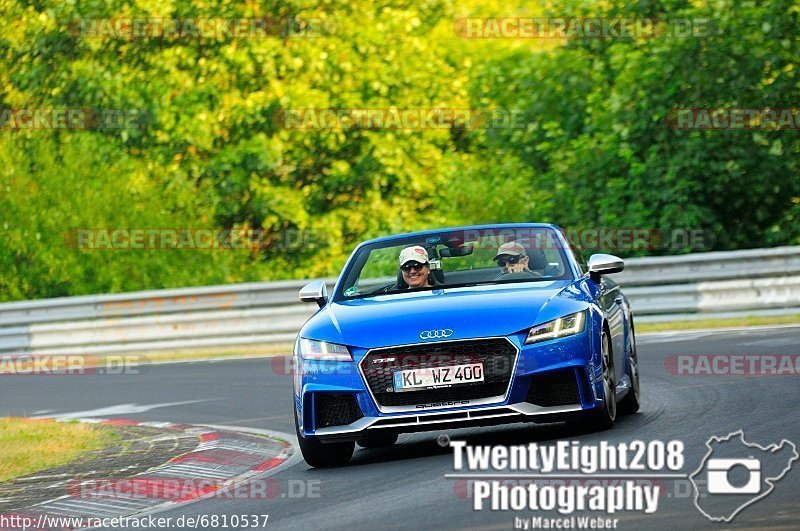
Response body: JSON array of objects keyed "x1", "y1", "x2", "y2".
[{"x1": 493, "y1": 270, "x2": 543, "y2": 281}]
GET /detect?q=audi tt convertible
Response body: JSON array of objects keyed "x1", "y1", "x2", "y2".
[{"x1": 293, "y1": 223, "x2": 640, "y2": 467}]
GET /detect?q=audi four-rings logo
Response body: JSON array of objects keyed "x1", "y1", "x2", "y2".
[{"x1": 419, "y1": 329, "x2": 454, "y2": 339}]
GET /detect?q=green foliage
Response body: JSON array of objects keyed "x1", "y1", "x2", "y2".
[
  {"x1": 0, "y1": 133, "x2": 260, "y2": 299},
  {"x1": 1, "y1": 0, "x2": 798, "y2": 301},
  {"x1": 469, "y1": 0, "x2": 800, "y2": 252}
]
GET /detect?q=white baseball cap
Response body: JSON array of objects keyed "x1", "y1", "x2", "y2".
[
  {"x1": 398, "y1": 245, "x2": 429, "y2": 266},
  {"x1": 493, "y1": 241, "x2": 527, "y2": 260}
]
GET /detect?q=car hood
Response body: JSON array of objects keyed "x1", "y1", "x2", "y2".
[{"x1": 300, "y1": 280, "x2": 592, "y2": 349}]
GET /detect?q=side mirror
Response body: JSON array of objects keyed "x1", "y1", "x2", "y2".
[
  {"x1": 299, "y1": 280, "x2": 328, "y2": 308},
  {"x1": 588, "y1": 254, "x2": 624, "y2": 281}
]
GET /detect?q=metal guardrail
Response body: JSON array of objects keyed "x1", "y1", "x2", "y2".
[
  {"x1": 616, "y1": 247, "x2": 800, "y2": 317},
  {"x1": 1, "y1": 247, "x2": 799, "y2": 356}
]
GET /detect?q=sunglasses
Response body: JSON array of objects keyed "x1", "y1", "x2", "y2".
[
  {"x1": 401, "y1": 261, "x2": 427, "y2": 272},
  {"x1": 497, "y1": 256, "x2": 523, "y2": 267}
]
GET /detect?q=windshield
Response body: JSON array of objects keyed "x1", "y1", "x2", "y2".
[{"x1": 336, "y1": 227, "x2": 574, "y2": 300}]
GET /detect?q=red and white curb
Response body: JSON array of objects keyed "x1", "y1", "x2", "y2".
[{"x1": 9, "y1": 418, "x2": 296, "y2": 527}]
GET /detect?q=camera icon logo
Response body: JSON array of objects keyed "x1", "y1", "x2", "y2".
[
  {"x1": 690, "y1": 430, "x2": 797, "y2": 522},
  {"x1": 706, "y1": 458, "x2": 761, "y2": 494}
]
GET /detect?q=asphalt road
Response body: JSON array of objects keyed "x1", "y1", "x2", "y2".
[{"x1": 2, "y1": 326, "x2": 799, "y2": 530}]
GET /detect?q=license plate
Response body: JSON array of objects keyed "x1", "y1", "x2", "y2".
[{"x1": 392, "y1": 363, "x2": 484, "y2": 392}]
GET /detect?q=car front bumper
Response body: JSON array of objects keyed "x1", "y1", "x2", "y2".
[{"x1": 295, "y1": 330, "x2": 603, "y2": 442}]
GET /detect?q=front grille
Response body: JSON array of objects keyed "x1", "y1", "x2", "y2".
[
  {"x1": 361, "y1": 338, "x2": 517, "y2": 408},
  {"x1": 525, "y1": 369, "x2": 580, "y2": 407},
  {"x1": 314, "y1": 394, "x2": 363, "y2": 428}
]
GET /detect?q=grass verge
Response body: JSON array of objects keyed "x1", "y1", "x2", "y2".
[
  {"x1": 638, "y1": 313, "x2": 800, "y2": 333},
  {"x1": 0, "y1": 418, "x2": 118, "y2": 482}
]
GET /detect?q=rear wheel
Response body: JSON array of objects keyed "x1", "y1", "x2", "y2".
[
  {"x1": 356, "y1": 431, "x2": 398, "y2": 449},
  {"x1": 618, "y1": 321, "x2": 640, "y2": 415},
  {"x1": 294, "y1": 410, "x2": 354, "y2": 468},
  {"x1": 585, "y1": 331, "x2": 616, "y2": 431}
]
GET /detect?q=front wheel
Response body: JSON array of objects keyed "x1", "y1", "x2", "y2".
[
  {"x1": 294, "y1": 410, "x2": 354, "y2": 468},
  {"x1": 585, "y1": 331, "x2": 616, "y2": 431},
  {"x1": 618, "y1": 321, "x2": 640, "y2": 415}
]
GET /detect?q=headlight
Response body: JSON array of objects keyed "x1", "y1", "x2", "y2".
[
  {"x1": 525, "y1": 311, "x2": 586, "y2": 344},
  {"x1": 298, "y1": 338, "x2": 352, "y2": 361}
]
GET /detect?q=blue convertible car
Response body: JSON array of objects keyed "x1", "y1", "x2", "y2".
[{"x1": 293, "y1": 224, "x2": 640, "y2": 467}]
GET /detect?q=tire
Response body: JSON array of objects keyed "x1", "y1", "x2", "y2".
[
  {"x1": 618, "y1": 320, "x2": 641, "y2": 415},
  {"x1": 294, "y1": 410, "x2": 354, "y2": 468},
  {"x1": 356, "y1": 431, "x2": 398, "y2": 449},
  {"x1": 585, "y1": 330, "x2": 617, "y2": 431}
]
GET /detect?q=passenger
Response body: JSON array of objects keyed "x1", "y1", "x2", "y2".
[
  {"x1": 398, "y1": 246, "x2": 434, "y2": 289},
  {"x1": 494, "y1": 241, "x2": 534, "y2": 275}
]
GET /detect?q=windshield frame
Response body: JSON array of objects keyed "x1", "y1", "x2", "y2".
[{"x1": 331, "y1": 224, "x2": 578, "y2": 302}]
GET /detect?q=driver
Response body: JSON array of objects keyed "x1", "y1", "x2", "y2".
[
  {"x1": 494, "y1": 241, "x2": 533, "y2": 275},
  {"x1": 398, "y1": 245, "x2": 434, "y2": 289}
]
